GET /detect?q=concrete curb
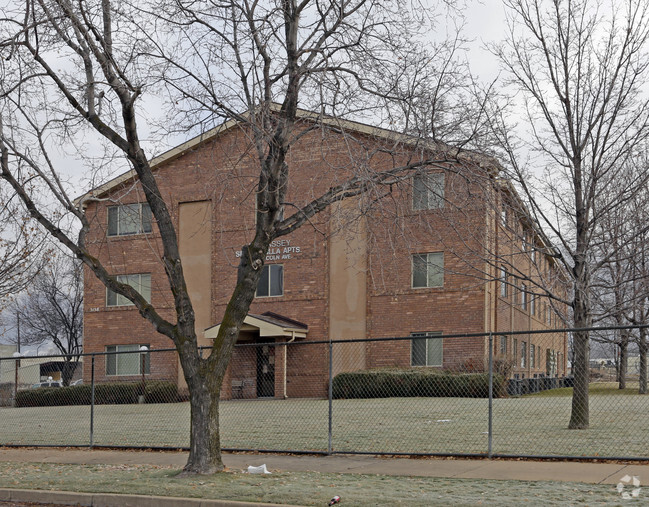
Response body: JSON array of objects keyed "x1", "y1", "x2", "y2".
[{"x1": 0, "y1": 488, "x2": 302, "y2": 507}]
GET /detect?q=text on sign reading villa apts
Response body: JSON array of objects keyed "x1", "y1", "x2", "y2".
[{"x1": 235, "y1": 239, "x2": 302, "y2": 262}]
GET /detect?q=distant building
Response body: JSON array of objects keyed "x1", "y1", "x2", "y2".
[{"x1": 79, "y1": 109, "x2": 569, "y2": 398}]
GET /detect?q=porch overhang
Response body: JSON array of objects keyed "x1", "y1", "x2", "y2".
[{"x1": 204, "y1": 311, "x2": 308, "y2": 340}]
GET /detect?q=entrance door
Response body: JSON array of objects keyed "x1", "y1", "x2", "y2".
[{"x1": 256, "y1": 344, "x2": 275, "y2": 397}]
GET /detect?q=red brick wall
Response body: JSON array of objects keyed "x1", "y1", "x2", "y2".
[{"x1": 82, "y1": 121, "x2": 562, "y2": 396}]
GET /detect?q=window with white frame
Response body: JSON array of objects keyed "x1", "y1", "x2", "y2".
[
  {"x1": 513, "y1": 338, "x2": 518, "y2": 363},
  {"x1": 530, "y1": 343, "x2": 535, "y2": 368},
  {"x1": 499, "y1": 335, "x2": 507, "y2": 355},
  {"x1": 530, "y1": 293, "x2": 535, "y2": 316},
  {"x1": 256, "y1": 264, "x2": 283, "y2": 297},
  {"x1": 108, "y1": 203, "x2": 152, "y2": 236},
  {"x1": 106, "y1": 344, "x2": 150, "y2": 376},
  {"x1": 500, "y1": 266, "x2": 508, "y2": 297},
  {"x1": 521, "y1": 341, "x2": 527, "y2": 368},
  {"x1": 411, "y1": 332, "x2": 443, "y2": 367},
  {"x1": 521, "y1": 283, "x2": 527, "y2": 310},
  {"x1": 412, "y1": 252, "x2": 444, "y2": 288},
  {"x1": 413, "y1": 172, "x2": 444, "y2": 210},
  {"x1": 106, "y1": 274, "x2": 151, "y2": 307}
]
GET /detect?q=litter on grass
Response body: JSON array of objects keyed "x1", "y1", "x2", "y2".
[{"x1": 247, "y1": 464, "x2": 271, "y2": 474}]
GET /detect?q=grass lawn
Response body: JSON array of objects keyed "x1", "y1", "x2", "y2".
[
  {"x1": 0, "y1": 461, "x2": 630, "y2": 506},
  {"x1": 1, "y1": 382, "x2": 648, "y2": 458}
]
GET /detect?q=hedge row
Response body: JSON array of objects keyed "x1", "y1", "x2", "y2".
[
  {"x1": 15, "y1": 381, "x2": 178, "y2": 407},
  {"x1": 332, "y1": 369, "x2": 507, "y2": 399}
]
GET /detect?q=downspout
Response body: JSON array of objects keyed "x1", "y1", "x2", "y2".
[{"x1": 283, "y1": 331, "x2": 296, "y2": 399}]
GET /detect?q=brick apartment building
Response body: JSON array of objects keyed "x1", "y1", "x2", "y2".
[{"x1": 80, "y1": 109, "x2": 568, "y2": 398}]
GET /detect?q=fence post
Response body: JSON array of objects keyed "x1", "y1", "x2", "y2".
[
  {"x1": 488, "y1": 332, "x2": 493, "y2": 458},
  {"x1": 328, "y1": 339, "x2": 333, "y2": 455},
  {"x1": 90, "y1": 354, "x2": 95, "y2": 449}
]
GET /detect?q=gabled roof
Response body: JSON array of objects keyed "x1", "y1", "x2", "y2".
[
  {"x1": 204, "y1": 311, "x2": 308, "y2": 340},
  {"x1": 76, "y1": 105, "x2": 500, "y2": 205}
]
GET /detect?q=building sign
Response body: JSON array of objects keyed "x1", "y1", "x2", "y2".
[{"x1": 235, "y1": 239, "x2": 301, "y2": 262}]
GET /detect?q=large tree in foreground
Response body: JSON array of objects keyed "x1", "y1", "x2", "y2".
[
  {"x1": 0, "y1": 0, "x2": 476, "y2": 473},
  {"x1": 489, "y1": 0, "x2": 649, "y2": 428}
]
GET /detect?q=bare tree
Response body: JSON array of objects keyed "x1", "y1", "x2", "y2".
[
  {"x1": 488, "y1": 0, "x2": 649, "y2": 428},
  {"x1": 0, "y1": 0, "x2": 476, "y2": 473},
  {"x1": 0, "y1": 194, "x2": 45, "y2": 301},
  {"x1": 3, "y1": 256, "x2": 83, "y2": 386}
]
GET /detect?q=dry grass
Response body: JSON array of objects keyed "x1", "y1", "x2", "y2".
[
  {"x1": 1, "y1": 383, "x2": 648, "y2": 458},
  {"x1": 0, "y1": 462, "x2": 629, "y2": 506}
]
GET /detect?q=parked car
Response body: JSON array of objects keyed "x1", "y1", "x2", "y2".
[{"x1": 31, "y1": 381, "x2": 62, "y2": 388}]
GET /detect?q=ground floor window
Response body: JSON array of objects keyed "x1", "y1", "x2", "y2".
[
  {"x1": 106, "y1": 344, "x2": 150, "y2": 376},
  {"x1": 530, "y1": 343, "x2": 535, "y2": 368},
  {"x1": 521, "y1": 341, "x2": 527, "y2": 368},
  {"x1": 499, "y1": 335, "x2": 507, "y2": 355},
  {"x1": 411, "y1": 332, "x2": 443, "y2": 367}
]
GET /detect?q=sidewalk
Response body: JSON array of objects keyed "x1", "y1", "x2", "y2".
[{"x1": 1, "y1": 448, "x2": 647, "y2": 506}]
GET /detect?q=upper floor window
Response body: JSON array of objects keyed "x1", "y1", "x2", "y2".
[
  {"x1": 530, "y1": 293, "x2": 535, "y2": 316},
  {"x1": 412, "y1": 252, "x2": 444, "y2": 288},
  {"x1": 413, "y1": 172, "x2": 444, "y2": 210},
  {"x1": 521, "y1": 283, "x2": 527, "y2": 310},
  {"x1": 500, "y1": 266, "x2": 508, "y2": 298},
  {"x1": 257, "y1": 264, "x2": 283, "y2": 297},
  {"x1": 411, "y1": 331, "x2": 443, "y2": 367},
  {"x1": 106, "y1": 273, "x2": 151, "y2": 307},
  {"x1": 108, "y1": 203, "x2": 152, "y2": 236}
]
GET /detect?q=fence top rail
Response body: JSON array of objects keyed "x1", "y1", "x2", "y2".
[{"x1": 2, "y1": 323, "x2": 648, "y2": 361}]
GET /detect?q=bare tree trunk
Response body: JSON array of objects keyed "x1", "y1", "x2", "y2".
[
  {"x1": 569, "y1": 330, "x2": 590, "y2": 429},
  {"x1": 61, "y1": 358, "x2": 75, "y2": 387},
  {"x1": 639, "y1": 329, "x2": 648, "y2": 395},
  {"x1": 184, "y1": 381, "x2": 223, "y2": 474},
  {"x1": 618, "y1": 330, "x2": 629, "y2": 389},
  {"x1": 569, "y1": 285, "x2": 590, "y2": 429}
]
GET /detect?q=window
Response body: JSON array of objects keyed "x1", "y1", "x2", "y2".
[
  {"x1": 530, "y1": 343, "x2": 535, "y2": 368},
  {"x1": 413, "y1": 172, "x2": 444, "y2": 210},
  {"x1": 256, "y1": 264, "x2": 283, "y2": 297},
  {"x1": 521, "y1": 283, "x2": 527, "y2": 310},
  {"x1": 106, "y1": 344, "x2": 150, "y2": 376},
  {"x1": 411, "y1": 332, "x2": 443, "y2": 367},
  {"x1": 499, "y1": 335, "x2": 507, "y2": 355},
  {"x1": 106, "y1": 274, "x2": 151, "y2": 306},
  {"x1": 108, "y1": 203, "x2": 152, "y2": 236},
  {"x1": 500, "y1": 208, "x2": 507, "y2": 227},
  {"x1": 521, "y1": 341, "x2": 527, "y2": 368},
  {"x1": 412, "y1": 252, "x2": 444, "y2": 288},
  {"x1": 513, "y1": 338, "x2": 518, "y2": 364},
  {"x1": 500, "y1": 267, "x2": 508, "y2": 298},
  {"x1": 530, "y1": 294, "x2": 535, "y2": 316}
]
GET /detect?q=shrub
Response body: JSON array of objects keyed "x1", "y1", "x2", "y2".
[
  {"x1": 332, "y1": 369, "x2": 506, "y2": 399},
  {"x1": 15, "y1": 381, "x2": 178, "y2": 407}
]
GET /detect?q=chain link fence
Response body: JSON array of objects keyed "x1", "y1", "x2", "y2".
[{"x1": 1, "y1": 326, "x2": 649, "y2": 459}]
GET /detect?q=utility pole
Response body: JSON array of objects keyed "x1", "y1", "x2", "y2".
[{"x1": 13, "y1": 311, "x2": 21, "y2": 402}]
